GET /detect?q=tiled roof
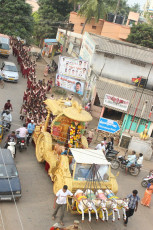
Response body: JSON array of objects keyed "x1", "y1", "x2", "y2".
[
  {"x1": 89, "y1": 33, "x2": 153, "y2": 64},
  {"x1": 96, "y1": 77, "x2": 153, "y2": 121}
]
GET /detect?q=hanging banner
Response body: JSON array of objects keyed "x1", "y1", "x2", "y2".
[
  {"x1": 104, "y1": 94, "x2": 129, "y2": 111},
  {"x1": 58, "y1": 56, "x2": 88, "y2": 80},
  {"x1": 55, "y1": 74, "x2": 84, "y2": 95}
]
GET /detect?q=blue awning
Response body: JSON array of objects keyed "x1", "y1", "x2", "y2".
[{"x1": 44, "y1": 39, "x2": 58, "y2": 45}]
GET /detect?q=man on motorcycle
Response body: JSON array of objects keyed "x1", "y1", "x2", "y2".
[
  {"x1": 4, "y1": 100, "x2": 13, "y2": 111},
  {"x1": 2, "y1": 110, "x2": 12, "y2": 129},
  {"x1": 136, "y1": 153, "x2": 143, "y2": 167},
  {"x1": 4, "y1": 131, "x2": 17, "y2": 150},
  {"x1": 125, "y1": 151, "x2": 137, "y2": 174},
  {"x1": 16, "y1": 124, "x2": 28, "y2": 139}
]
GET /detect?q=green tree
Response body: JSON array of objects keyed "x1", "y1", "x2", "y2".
[
  {"x1": 34, "y1": 0, "x2": 73, "y2": 44},
  {"x1": 0, "y1": 0, "x2": 33, "y2": 42},
  {"x1": 126, "y1": 23, "x2": 153, "y2": 49},
  {"x1": 78, "y1": 0, "x2": 114, "y2": 34}
]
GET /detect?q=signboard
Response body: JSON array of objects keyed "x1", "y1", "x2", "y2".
[
  {"x1": 97, "y1": 117, "x2": 120, "y2": 134},
  {"x1": 79, "y1": 32, "x2": 95, "y2": 64},
  {"x1": 58, "y1": 56, "x2": 88, "y2": 80},
  {"x1": 104, "y1": 94, "x2": 129, "y2": 112},
  {"x1": 55, "y1": 74, "x2": 84, "y2": 95}
]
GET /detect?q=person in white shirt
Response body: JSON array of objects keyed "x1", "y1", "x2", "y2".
[
  {"x1": 136, "y1": 153, "x2": 143, "y2": 166},
  {"x1": 95, "y1": 141, "x2": 106, "y2": 154},
  {"x1": 52, "y1": 185, "x2": 73, "y2": 226},
  {"x1": 2, "y1": 110, "x2": 12, "y2": 129},
  {"x1": 16, "y1": 124, "x2": 28, "y2": 138},
  {"x1": 126, "y1": 151, "x2": 137, "y2": 174}
]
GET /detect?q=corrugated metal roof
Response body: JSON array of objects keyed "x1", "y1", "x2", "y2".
[
  {"x1": 96, "y1": 77, "x2": 153, "y2": 121},
  {"x1": 89, "y1": 33, "x2": 153, "y2": 64}
]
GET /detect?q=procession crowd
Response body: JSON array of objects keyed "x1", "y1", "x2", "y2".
[{"x1": 12, "y1": 38, "x2": 53, "y2": 126}]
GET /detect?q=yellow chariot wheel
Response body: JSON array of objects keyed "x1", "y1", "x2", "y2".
[
  {"x1": 36, "y1": 132, "x2": 52, "y2": 162},
  {"x1": 53, "y1": 173, "x2": 64, "y2": 194}
]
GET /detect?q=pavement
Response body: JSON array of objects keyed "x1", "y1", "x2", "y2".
[{"x1": 0, "y1": 53, "x2": 153, "y2": 230}]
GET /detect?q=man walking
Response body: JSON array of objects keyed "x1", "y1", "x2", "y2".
[
  {"x1": 27, "y1": 120, "x2": 35, "y2": 145},
  {"x1": 124, "y1": 189, "x2": 140, "y2": 226},
  {"x1": 52, "y1": 185, "x2": 73, "y2": 226}
]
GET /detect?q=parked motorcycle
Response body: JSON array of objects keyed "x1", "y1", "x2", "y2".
[
  {"x1": 7, "y1": 141, "x2": 16, "y2": 158},
  {"x1": 141, "y1": 173, "x2": 153, "y2": 187},
  {"x1": 105, "y1": 149, "x2": 119, "y2": 162},
  {"x1": 111, "y1": 155, "x2": 141, "y2": 176}
]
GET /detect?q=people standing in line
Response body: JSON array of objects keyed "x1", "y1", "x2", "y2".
[
  {"x1": 27, "y1": 120, "x2": 35, "y2": 145},
  {"x1": 141, "y1": 182, "x2": 153, "y2": 207},
  {"x1": 52, "y1": 185, "x2": 73, "y2": 226},
  {"x1": 124, "y1": 190, "x2": 140, "y2": 226},
  {"x1": 87, "y1": 129, "x2": 94, "y2": 146}
]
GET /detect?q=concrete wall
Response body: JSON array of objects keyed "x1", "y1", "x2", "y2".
[
  {"x1": 101, "y1": 21, "x2": 130, "y2": 40},
  {"x1": 69, "y1": 12, "x2": 130, "y2": 41},
  {"x1": 91, "y1": 52, "x2": 153, "y2": 90},
  {"x1": 128, "y1": 136, "x2": 152, "y2": 160},
  {"x1": 69, "y1": 12, "x2": 104, "y2": 35}
]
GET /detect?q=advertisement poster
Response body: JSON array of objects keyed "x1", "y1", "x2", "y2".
[
  {"x1": 104, "y1": 94, "x2": 129, "y2": 112},
  {"x1": 58, "y1": 56, "x2": 88, "y2": 80},
  {"x1": 55, "y1": 74, "x2": 84, "y2": 95}
]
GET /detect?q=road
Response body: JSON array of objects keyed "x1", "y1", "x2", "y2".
[{"x1": 0, "y1": 53, "x2": 153, "y2": 230}]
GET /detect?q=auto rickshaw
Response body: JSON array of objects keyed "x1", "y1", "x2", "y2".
[{"x1": 0, "y1": 120, "x2": 3, "y2": 143}]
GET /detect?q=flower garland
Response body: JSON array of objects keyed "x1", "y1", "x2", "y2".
[{"x1": 68, "y1": 123, "x2": 81, "y2": 148}]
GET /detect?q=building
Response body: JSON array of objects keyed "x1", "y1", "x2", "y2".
[
  {"x1": 78, "y1": 32, "x2": 153, "y2": 137},
  {"x1": 56, "y1": 28, "x2": 83, "y2": 58},
  {"x1": 80, "y1": 32, "x2": 153, "y2": 91},
  {"x1": 144, "y1": 0, "x2": 153, "y2": 13},
  {"x1": 69, "y1": 11, "x2": 139, "y2": 41},
  {"x1": 26, "y1": 0, "x2": 39, "y2": 12}
]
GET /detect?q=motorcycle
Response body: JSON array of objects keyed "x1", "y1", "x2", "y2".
[
  {"x1": 141, "y1": 172, "x2": 153, "y2": 187},
  {"x1": 7, "y1": 141, "x2": 16, "y2": 158},
  {"x1": 17, "y1": 137, "x2": 27, "y2": 152},
  {"x1": 105, "y1": 149, "x2": 119, "y2": 162},
  {"x1": 2, "y1": 120, "x2": 11, "y2": 134},
  {"x1": 111, "y1": 155, "x2": 141, "y2": 176}
]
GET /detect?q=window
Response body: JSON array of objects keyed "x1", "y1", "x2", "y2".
[
  {"x1": 80, "y1": 23, "x2": 84, "y2": 26},
  {"x1": 104, "y1": 53, "x2": 115, "y2": 59},
  {"x1": 92, "y1": 26, "x2": 97, "y2": 29},
  {"x1": 131, "y1": 60, "x2": 146, "y2": 67}
]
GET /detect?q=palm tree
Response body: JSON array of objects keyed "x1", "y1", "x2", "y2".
[{"x1": 78, "y1": 0, "x2": 108, "y2": 34}]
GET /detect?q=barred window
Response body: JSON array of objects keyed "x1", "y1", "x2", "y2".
[
  {"x1": 104, "y1": 53, "x2": 115, "y2": 59},
  {"x1": 131, "y1": 60, "x2": 146, "y2": 67}
]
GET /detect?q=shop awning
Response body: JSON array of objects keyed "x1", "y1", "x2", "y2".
[
  {"x1": 96, "y1": 77, "x2": 153, "y2": 121},
  {"x1": 44, "y1": 39, "x2": 58, "y2": 45}
]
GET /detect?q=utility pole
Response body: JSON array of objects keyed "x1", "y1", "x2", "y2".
[{"x1": 113, "y1": 0, "x2": 121, "y2": 23}]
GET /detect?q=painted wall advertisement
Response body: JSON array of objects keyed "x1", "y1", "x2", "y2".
[
  {"x1": 58, "y1": 56, "x2": 88, "y2": 80},
  {"x1": 55, "y1": 74, "x2": 84, "y2": 95},
  {"x1": 104, "y1": 94, "x2": 129, "y2": 111}
]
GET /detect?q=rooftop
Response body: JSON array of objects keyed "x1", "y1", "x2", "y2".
[
  {"x1": 89, "y1": 32, "x2": 153, "y2": 64},
  {"x1": 96, "y1": 77, "x2": 153, "y2": 121}
]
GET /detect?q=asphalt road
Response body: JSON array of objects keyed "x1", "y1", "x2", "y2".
[{"x1": 0, "y1": 54, "x2": 153, "y2": 230}]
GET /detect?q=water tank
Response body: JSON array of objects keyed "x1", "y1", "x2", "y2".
[
  {"x1": 107, "y1": 13, "x2": 115, "y2": 22},
  {"x1": 115, "y1": 15, "x2": 124, "y2": 24}
]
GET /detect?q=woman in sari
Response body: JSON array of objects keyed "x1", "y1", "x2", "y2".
[{"x1": 141, "y1": 182, "x2": 153, "y2": 207}]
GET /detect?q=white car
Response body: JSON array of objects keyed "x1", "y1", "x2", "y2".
[{"x1": 1, "y1": 61, "x2": 19, "y2": 82}]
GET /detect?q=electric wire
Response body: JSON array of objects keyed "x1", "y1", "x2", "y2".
[
  {"x1": 0, "y1": 148, "x2": 24, "y2": 230},
  {"x1": 0, "y1": 208, "x2": 5, "y2": 230}
]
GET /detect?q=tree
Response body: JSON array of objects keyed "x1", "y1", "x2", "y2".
[
  {"x1": 126, "y1": 23, "x2": 153, "y2": 49},
  {"x1": 0, "y1": 0, "x2": 33, "y2": 42},
  {"x1": 78, "y1": 0, "x2": 113, "y2": 34},
  {"x1": 33, "y1": 0, "x2": 73, "y2": 44}
]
